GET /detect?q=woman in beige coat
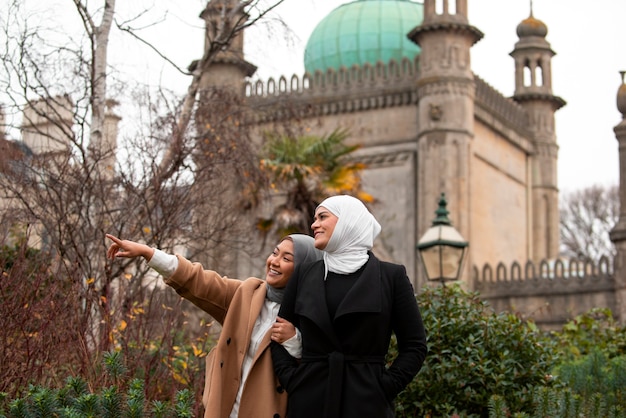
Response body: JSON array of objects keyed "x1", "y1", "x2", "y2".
[{"x1": 106, "y1": 233, "x2": 322, "y2": 418}]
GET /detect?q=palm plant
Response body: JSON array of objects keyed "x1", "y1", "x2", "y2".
[{"x1": 258, "y1": 128, "x2": 372, "y2": 239}]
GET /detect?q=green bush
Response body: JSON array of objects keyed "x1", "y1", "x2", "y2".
[
  {"x1": 392, "y1": 284, "x2": 558, "y2": 417},
  {"x1": 487, "y1": 386, "x2": 624, "y2": 418},
  {"x1": 0, "y1": 351, "x2": 193, "y2": 418},
  {"x1": 555, "y1": 349, "x2": 626, "y2": 413},
  {"x1": 551, "y1": 308, "x2": 626, "y2": 361}
]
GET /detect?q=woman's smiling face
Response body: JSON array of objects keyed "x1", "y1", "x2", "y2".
[
  {"x1": 311, "y1": 206, "x2": 338, "y2": 250},
  {"x1": 265, "y1": 238, "x2": 295, "y2": 288}
]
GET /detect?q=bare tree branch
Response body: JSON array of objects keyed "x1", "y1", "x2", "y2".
[
  {"x1": 155, "y1": 0, "x2": 287, "y2": 185},
  {"x1": 560, "y1": 184, "x2": 618, "y2": 261}
]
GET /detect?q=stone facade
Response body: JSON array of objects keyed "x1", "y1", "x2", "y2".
[
  {"x1": 12, "y1": 0, "x2": 624, "y2": 328},
  {"x1": 201, "y1": 0, "x2": 626, "y2": 327},
  {"x1": 235, "y1": 0, "x2": 565, "y2": 296}
]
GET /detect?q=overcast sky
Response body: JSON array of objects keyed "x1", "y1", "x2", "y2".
[{"x1": 11, "y1": 0, "x2": 626, "y2": 193}]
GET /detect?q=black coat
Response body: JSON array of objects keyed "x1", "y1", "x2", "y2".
[{"x1": 271, "y1": 253, "x2": 427, "y2": 418}]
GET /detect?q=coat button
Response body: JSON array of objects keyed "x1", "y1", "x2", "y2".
[
  {"x1": 273, "y1": 414, "x2": 280, "y2": 418},
  {"x1": 226, "y1": 337, "x2": 231, "y2": 345},
  {"x1": 276, "y1": 385, "x2": 284, "y2": 394}
]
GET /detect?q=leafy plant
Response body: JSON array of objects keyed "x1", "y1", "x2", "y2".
[
  {"x1": 392, "y1": 284, "x2": 558, "y2": 417},
  {"x1": 550, "y1": 308, "x2": 626, "y2": 361},
  {"x1": 258, "y1": 128, "x2": 372, "y2": 238}
]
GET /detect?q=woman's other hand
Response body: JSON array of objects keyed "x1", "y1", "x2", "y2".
[{"x1": 271, "y1": 316, "x2": 297, "y2": 343}]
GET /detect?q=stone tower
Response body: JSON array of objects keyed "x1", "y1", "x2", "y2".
[
  {"x1": 99, "y1": 99, "x2": 121, "y2": 180},
  {"x1": 408, "y1": 0, "x2": 483, "y2": 280},
  {"x1": 21, "y1": 96, "x2": 73, "y2": 157},
  {"x1": 510, "y1": 10, "x2": 565, "y2": 262},
  {"x1": 610, "y1": 71, "x2": 626, "y2": 322},
  {"x1": 198, "y1": 0, "x2": 256, "y2": 91}
]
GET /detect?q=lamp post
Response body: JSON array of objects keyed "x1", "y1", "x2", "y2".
[{"x1": 417, "y1": 193, "x2": 468, "y2": 284}]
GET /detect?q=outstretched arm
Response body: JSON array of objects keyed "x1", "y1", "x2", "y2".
[
  {"x1": 106, "y1": 233, "x2": 240, "y2": 324},
  {"x1": 106, "y1": 234, "x2": 154, "y2": 261}
]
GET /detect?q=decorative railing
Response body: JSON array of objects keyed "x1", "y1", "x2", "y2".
[
  {"x1": 244, "y1": 58, "x2": 531, "y2": 142},
  {"x1": 245, "y1": 56, "x2": 420, "y2": 100},
  {"x1": 473, "y1": 256, "x2": 614, "y2": 298},
  {"x1": 473, "y1": 75, "x2": 529, "y2": 134}
]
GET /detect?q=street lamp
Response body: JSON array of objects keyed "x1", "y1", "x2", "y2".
[{"x1": 417, "y1": 193, "x2": 468, "y2": 284}]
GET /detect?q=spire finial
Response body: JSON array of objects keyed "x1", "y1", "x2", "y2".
[
  {"x1": 530, "y1": 0, "x2": 534, "y2": 16},
  {"x1": 432, "y1": 193, "x2": 452, "y2": 226}
]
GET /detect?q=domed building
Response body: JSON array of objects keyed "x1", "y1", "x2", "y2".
[
  {"x1": 303, "y1": 0, "x2": 423, "y2": 74},
  {"x1": 239, "y1": 0, "x2": 563, "y2": 286},
  {"x1": 198, "y1": 0, "x2": 622, "y2": 327}
]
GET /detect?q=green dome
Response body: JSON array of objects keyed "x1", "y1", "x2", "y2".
[{"x1": 304, "y1": 0, "x2": 424, "y2": 74}]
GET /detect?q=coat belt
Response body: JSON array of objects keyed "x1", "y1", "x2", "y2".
[{"x1": 301, "y1": 352, "x2": 385, "y2": 418}]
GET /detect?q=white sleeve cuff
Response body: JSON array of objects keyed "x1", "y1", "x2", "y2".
[
  {"x1": 282, "y1": 327, "x2": 302, "y2": 359},
  {"x1": 147, "y1": 249, "x2": 178, "y2": 278}
]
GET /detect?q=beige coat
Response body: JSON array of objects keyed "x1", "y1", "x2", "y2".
[{"x1": 165, "y1": 256, "x2": 287, "y2": 418}]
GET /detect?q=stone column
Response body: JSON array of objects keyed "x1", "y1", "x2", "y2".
[
  {"x1": 510, "y1": 12, "x2": 565, "y2": 262},
  {"x1": 408, "y1": 0, "x2": 482, "y2": 288},
  {"x1": 609, "y1": 71, "x2": 626, "y2": 322}
]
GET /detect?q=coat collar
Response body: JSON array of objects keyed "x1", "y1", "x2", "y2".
[
  {"x1": 244, "y1": 281, "x2": 277, "y2": 365},
  {"x1": 238, "y1": 280, "x2": 270, "y2": 351},
  {"x1": 296, "y1": 253, "x2": 382, "y2": 347},
  {"x1": 335, "y1": 252, "x2": 382, "y2": 318}
]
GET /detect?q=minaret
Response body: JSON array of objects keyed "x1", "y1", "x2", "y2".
[
  {"x1": 408, "y1": 0, "x2": 483, "y2": 285},
  {"x1": 198, "y1": 0, "x2": 257, "y2": 92},
  {"x1": 610, "y1": 71, "x2": 626, "y2": 322},
  {"x1": 510, "y1": 7, "x2": 565, "y2": 262}
]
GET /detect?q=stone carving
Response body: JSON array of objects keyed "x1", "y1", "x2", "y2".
[{"x1": 429, "y1": 103, "x2": 443, "y2": 121}]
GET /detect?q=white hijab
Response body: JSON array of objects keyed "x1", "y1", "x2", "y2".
[{"x1": 318, "y1": 195, "x2": 381, "y2": 276}]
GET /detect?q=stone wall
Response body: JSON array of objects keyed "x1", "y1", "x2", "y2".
[{"x1": 473, "y1": 257, "x2": 616, "y2": 330}]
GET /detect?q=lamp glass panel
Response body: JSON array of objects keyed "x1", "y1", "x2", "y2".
[
  {"x1": 440, "y1": 245, "x2": 464, "y2": 279},
  {"x1": 421, "y1": 246, "x2": 442, "y2": 280}
]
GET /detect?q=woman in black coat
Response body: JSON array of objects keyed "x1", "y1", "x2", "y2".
[{"x1": 270, "y1": 195, "x2": 428, "y2": 418}]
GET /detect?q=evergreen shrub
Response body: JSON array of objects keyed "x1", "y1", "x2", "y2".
[
  {"x1": 391, "y1": 284, "x2": 558, "y2": 417},
  {"x1": 555, "y1": 349, "x2": 626, "y2": 414},
  {"x1": 0, "y1": 351, "x2": 193, "y2": 418}
]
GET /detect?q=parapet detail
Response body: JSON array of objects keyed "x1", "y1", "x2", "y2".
[
  {"x1": 473, "y1": 256, "x2": 614, "y2": 297},
  {"x1": 345, "y1": 150, "x2": 414, "y2": 169},
  {"x1": 245, "y1": 56, "x2": 420, "y2": 100},
  {"x1": 474, "y1": 75, "x2": 529, "y2": 134},
  {"x1": 244, "y1": 57, "x2": 530, "y2": 138}
]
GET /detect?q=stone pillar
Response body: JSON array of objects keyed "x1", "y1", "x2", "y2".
[
  {"x1": 609, "y1": 71, "x2": 626, "y2": 322},
  {"x1": 510, "y1": 12, "x2": 565, "y2": 262},
  {"x1": 408, "y1": 0, "x2": 483, "y2": 287},
  {"x1": 198, "y1": 0, "x2": 257, "y2": 92},
  {"x1": 96, "y1": 99, "x2": 121, "y2": 181}
]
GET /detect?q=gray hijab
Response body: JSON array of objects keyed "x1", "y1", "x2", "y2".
[{"x1": 265, "y1": 234, "x2": 323, "y2": 303}]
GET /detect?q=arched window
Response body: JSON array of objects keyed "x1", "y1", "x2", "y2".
[
  {"x1": 535, "y1": 59, "x2": 544, "y2": 86},
  {"x1": 435, "y1": 0, "x2": 456, "y2": 14},
  {"x1": 523, "y1": 60, "x2": 532, "y2": 87}
]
